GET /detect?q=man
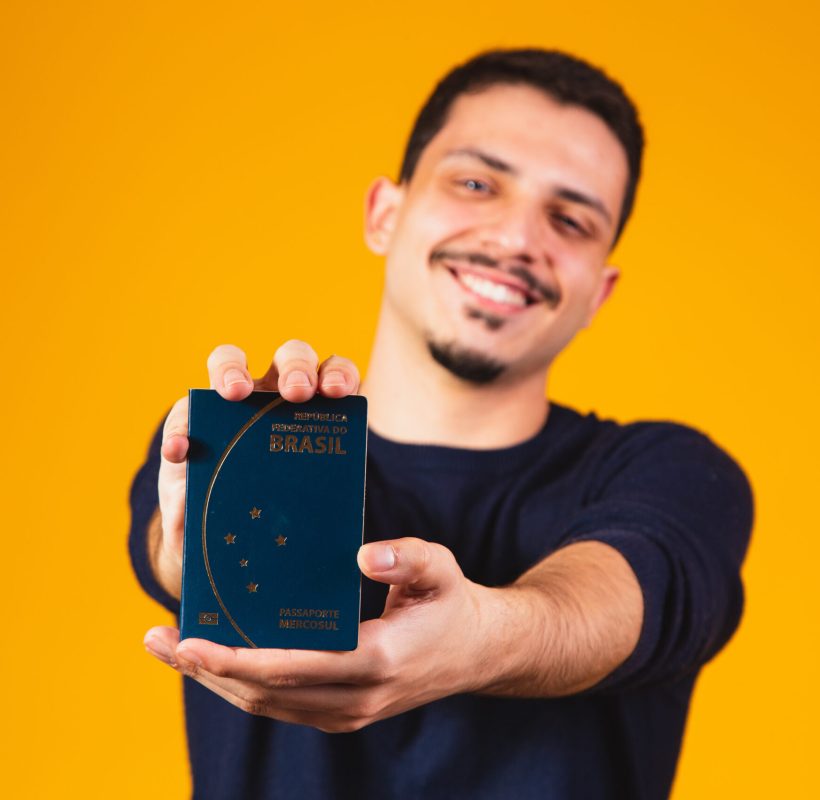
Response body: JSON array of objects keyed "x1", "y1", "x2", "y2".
[{"x1": 131, "y1": 49, "x2": 753, "y2": 799}]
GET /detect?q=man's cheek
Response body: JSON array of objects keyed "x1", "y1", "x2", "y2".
[{"x1": 407, "y1": 201, "x2": 481, "y2": 242}]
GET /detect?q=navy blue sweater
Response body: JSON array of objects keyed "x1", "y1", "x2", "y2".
[{"x1": 129, "y1": 403, "x2": 753, "y2": 800}]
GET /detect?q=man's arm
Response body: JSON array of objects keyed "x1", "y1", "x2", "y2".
[{"x1": 479, "y1": 540, "x2": 642, "y2": 697}]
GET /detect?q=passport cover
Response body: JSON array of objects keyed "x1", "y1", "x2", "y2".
[{"x1": 180, "y1": 389, "x2": 367, "y2": 650}]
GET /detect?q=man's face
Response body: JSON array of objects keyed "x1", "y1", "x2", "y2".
[{"x1": 365, "y1": 83, "x2": 629, "y2": 384}]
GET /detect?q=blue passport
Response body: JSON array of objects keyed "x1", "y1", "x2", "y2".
[{"x1": 180, "y1": 390, "x2": 367, "y2": 650}]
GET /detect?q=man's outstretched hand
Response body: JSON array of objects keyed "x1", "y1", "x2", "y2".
[
  {"x1": 149, "y1": 340, "x2": 361, "y2": 600},
  {"x1": 144, "y1": 536, "x2": 502, "y2": 733}
]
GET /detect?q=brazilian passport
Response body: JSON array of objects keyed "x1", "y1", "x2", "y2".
[{"x1": 180, "y1": 389, "x2": 367, "y2": 650}]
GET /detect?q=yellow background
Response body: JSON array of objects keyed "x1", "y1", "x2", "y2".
[{"x1": 2, "y1": 1, "x2": 817, "y2": 797}]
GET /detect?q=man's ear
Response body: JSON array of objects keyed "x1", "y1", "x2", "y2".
[
  {"x1": 584, "y1": 265, "x2": 620, "y2": 326},
  {"x1": 364, "y1": 177, "x2": 404, "y2": 255}
]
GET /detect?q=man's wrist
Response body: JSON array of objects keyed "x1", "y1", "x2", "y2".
[{"x1": 467, "y1": 582, "x2": 558, "y2": 697}]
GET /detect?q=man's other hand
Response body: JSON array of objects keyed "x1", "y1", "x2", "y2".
[{"x1": 150, "y1": 341, "x2": 361, "y2": 600}]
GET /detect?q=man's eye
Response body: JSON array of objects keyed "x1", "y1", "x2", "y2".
[
  {"x1": 458, "y1": 178, "x2": 492, "y2": 193},
  {"x1": 553, "y1": 213, "x2": 588, "y2": 237}
]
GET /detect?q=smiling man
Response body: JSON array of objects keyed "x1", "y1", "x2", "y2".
[{"x1": 131, "y1": 50, "x2": 753, "y2": 799}]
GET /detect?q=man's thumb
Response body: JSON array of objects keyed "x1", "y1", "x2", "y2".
[{"x1": 357, "y1": 537, "x2": 461, "y2": 594}]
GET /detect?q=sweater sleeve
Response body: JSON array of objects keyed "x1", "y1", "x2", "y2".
[
  {"x1": 562, "y1": 422, "x2": 753, "y2": 693},
  {"x1": 128, "y1": 415, "x2": 180, "y2": 614}
]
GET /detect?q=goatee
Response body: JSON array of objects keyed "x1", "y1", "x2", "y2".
[{"x1": 427, "y1": 340, "x2": 506, "y2": 385}]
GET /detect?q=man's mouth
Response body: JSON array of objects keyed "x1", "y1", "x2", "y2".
[
  {"x1": 431, "y1": 248, "x2": 561, "y2": 310},
  {"x1": 451, "y1": 269, "x2": 531, "y2": 309}
]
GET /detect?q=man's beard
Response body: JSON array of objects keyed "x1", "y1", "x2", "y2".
[{"x1": 427, "y1": 340, "x2": 506, "y2": 385}]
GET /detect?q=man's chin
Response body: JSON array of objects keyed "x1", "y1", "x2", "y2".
[{"x1": 427, "y1": 340, "x2": 506, "y2": 385}]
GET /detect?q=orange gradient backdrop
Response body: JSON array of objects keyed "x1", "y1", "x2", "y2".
[{"x1": 1, "y1": 2, "x2": 817, "y2": 797}]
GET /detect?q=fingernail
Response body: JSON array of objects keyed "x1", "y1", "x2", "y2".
[
  {"x1": 145, "y1": 636, "x2": 174, "y2": 664},
  {"x1": 224, "y1": 368, "x2": 249, "y2": 388},
  {"x1": 176, "y1": 646, "x2": 202, "y2": 667},
  {"x1": 367, "y1": 544, "x2": 396, "y2": 572},
  {"x1": 284, "y1": 370, "x2": 311, "y2": 389},
  {"x1": 322, "y1": 370, "x2": 347, "y2": 388}
]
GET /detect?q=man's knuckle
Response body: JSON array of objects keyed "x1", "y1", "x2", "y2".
[
  {"x1": 238, "y1": 691, "x2": 268, "y2": 717},
  {"x1": 351, "y1": 695, "x2": 383, "y2": 720},
  {"x1": 433, "y1": 542, "x2": 458, "y2": 568},
  {"x1": 324, "y1": 717, "x2": 365, "y2": 734},
  {"x1": 178, "y1": 661, "x2": 199, "y2": 679},
  {"x1": 162, "y1": 399, "x2": 188, "y2": 434},
  {"x1": 263, "y1": 673, "x2": 302, "y2": 690},
  {"x1": 283, "y1": 358, "x2": 316, "y2": 375},
  {"x1": 325, "y1": 354, "x2": 354, "y2": 369},
  {"x1": 207, "y1": 344, "x2": 244, "y2": 369},
  {"x1": 239, "y1": 698, "x2": 265, "y2": 717},
  {"x1": 275, "y1": 340, "x2": 318, "y2": 365},
  {"x1": 424, "y1": 542, "x2": 456, "y2": 576},
  {"x1": 365, "y1": 641, "x2": 397, "y2": 684},
  {"x1": 163, "y1": 424, "x2": 187, "y2": 441},
  {"x1": 417, "y1": 541, "x2": 433, "y2": 574},
  {"x1": 206, "y1": 660, "x2": 229, "y2": 678}
]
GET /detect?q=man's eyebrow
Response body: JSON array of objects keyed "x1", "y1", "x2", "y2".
[
  {"x1": 554, "y1": 186, "x2": 612, "y2": 225},
  {"x1": 442, "y1": 148, "x2": 518, "y2": 175}
]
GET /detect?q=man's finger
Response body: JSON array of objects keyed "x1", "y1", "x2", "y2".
[
  {"x1": 160, "y1": 396, "x2": 190, "y2": 464},
  {"x1": 255, "y1": 339, "x2": 319, "y2": 400},
  {"x1": 259, "y1": 340, "x2": 320, "y2": 402},
  {"x1": 144, "y1": 625, "x2": 181, "y2": 664},
  {"x1": 147, "y1": 628, "x2": 382, "y2": 728},
  {"x1": 357, "y1": 538, "x2": 463, "y2": 595},
  {"x1": 158, "y1": 399, "x2": 189, "y2": 548},
  {"x1": 168, "y1": 665, "x2": 359, "y2": 730},
  {"x1": 317, "y1": 354, "x2": 361, "y2": 398},
  {"x1": 144, "y1": 628, "x2": 279, "y2": 707},
  {"x1": 206, "y1": 344, "x2": 254, "y2": 400},
  {"x1": 175, "y1": 657, "x2": 374, "y2": 718},
  {"x1": 174, "y1": 619, "x2": 389, "y2": 687},
  {"x1": 175, "y1": 639, "x2": 359, "y2": 687}
]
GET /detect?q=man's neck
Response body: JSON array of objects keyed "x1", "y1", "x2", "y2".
[{"x1": 361, "y1": 308, "x2": 550, "y2": 450}]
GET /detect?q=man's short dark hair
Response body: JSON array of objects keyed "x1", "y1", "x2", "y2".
[{"x1": 399, "y1": 49, "x2": 644, "y2": 247}]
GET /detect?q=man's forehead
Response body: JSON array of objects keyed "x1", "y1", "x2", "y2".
[{"x1": 425, "y1": 84, "x2": 625, "y2": 166}]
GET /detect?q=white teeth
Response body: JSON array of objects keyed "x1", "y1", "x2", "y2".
[{"x1": 458, "y1": 272, "x2": 527, "y2": 307}]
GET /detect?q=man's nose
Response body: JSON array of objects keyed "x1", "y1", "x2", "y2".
[{"x1": 478, "y1": 201, "x2": 549, "y2": 262}]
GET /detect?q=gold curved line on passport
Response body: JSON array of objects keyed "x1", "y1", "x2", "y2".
[{"x1": 202, "y1": 395, "x2": 286, "y2": 648}]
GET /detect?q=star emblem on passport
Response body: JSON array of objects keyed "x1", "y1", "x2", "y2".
[
  {"x1": 246, "y1": 582, "x2": 258, "y2": 593},
  {"x1": 224, "y1": 533, "x2": 236, "y2": 544},
  {"x1": 249, "y1": 507, "x2": 261, "y2": 519},
  {"x1": 275, "y1": 535, "x2": 287, "y2": 547}
]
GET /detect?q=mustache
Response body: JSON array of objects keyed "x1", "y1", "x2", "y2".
[{"x1": 430, "y1": 248, "x2": 561, "y2": 308}]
